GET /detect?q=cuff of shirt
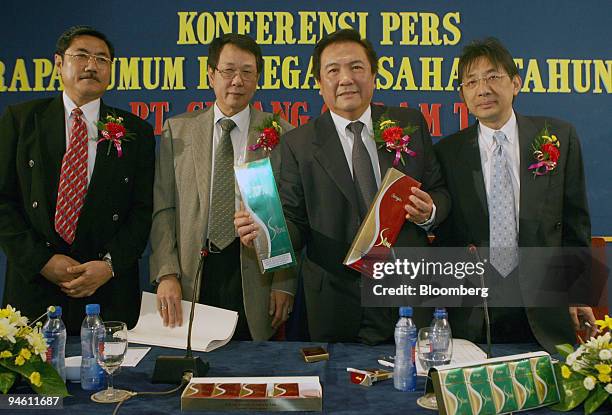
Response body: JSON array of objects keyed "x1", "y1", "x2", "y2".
[
  {"x1": 416, "y1": 203, "x2": 437, "y2": 231},
  {"x1": 156, "y1": 273, "x2": 181, "y2": 285},
  {"x1": 272, "y1": 289, "x2": 294, "y2": 297}
]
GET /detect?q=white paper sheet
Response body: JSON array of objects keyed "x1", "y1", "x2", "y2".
[
  {"x1": 416, "y1": 338, "x2": 488, "y2": 375},
  {"x1": 128, "y1": 292, "x2": 238, "y2": 352},
  {"x1": 122, "y1": 347, "x2": 150, "y2": 367}
]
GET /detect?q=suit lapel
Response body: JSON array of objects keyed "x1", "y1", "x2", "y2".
[
  {"x1": 313, "y1": 111, "x2": 359, "y2": 210},
  {"x1": 191, "y1": 107, "x2": 215, "y2": 221},
  {"x1": 456, "y1": 123, "x2": 489, "y2": 243},
  {"x1": 75, "y1": 102, "x2": 117, "y2": 240},
  {"x1": 37, "y1": 96, "x2": 66, "y2": 212},
  {"x1": 245, "y1": 106, "x2": 266, "y2": 163},
  {"x1": 517, "y1": 113, "x2": 549, "y2": 241},
  {"x1": 371, "y1": 105, "x2": 395, "y2": 178}
]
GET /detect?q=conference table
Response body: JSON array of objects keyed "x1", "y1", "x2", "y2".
[{"x1": 11, "y1": 339, "x2": 610, "y2": 414}]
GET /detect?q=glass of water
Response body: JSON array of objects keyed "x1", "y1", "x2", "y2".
[
  {"x1": 416, "y1": 326, "x2": 453, "y2": 410},
  {"x1": 91, "y1": 321, "x2": 131, "y2": 403}
]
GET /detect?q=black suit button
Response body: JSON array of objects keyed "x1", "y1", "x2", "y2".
[
  {"x1": 28, "y1": 160, "x2": 35, "y2": 168},
  {"x1": 32, "y1": 201, "x2": 38, "y2": 208},
  {"x1": 98, "y1": 253, "x2": 104, "y2": 258},
  {"x1": 112, "y1": 214, "x2": 119, "y2": 221},
  {"x1": 555, "y1": 222, "x2": 562, "y2": 230}
]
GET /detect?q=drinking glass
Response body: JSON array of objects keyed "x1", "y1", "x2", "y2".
[
  {"x1": 91, "y1": 321, "x2": 131, "y2": 403},
  {"x1": 416, "y1": 326, "x2": 453, "y2": 410}
]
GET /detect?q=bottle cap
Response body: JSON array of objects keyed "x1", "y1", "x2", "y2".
[
  {"x1": 434, "y1": 307, "x2": 448, "y2": 318},
  {"x1": 47, "y1": 305, "x2": 62, "y2": 318},
  {"x1": 399, "y1": 306, "x2": 413, "y2": 317},
  {"x1": 85, "y1": 304, "x2": 100, "y2": 315}
]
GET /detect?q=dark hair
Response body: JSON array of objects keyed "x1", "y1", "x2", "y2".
[
  {"x1": 458, "y1": 37, "x2": 518, "y2": 83},
  {"x1": 312, "y1": 28, "x2": 378, "y2": 81},
  {"x1": 208, "y1": 33, "x2": 264, "y2": 74},
  {"x1": 55, "y1": 25, "x2": 115, "y2": 60}
]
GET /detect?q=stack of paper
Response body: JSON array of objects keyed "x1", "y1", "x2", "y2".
[{"x1": 128, "y1": 292, "x2": 238, "y2": 352}]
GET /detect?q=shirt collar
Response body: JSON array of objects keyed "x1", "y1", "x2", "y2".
[
  {"x1": 213, "y1": 103, "x2": 250, "y2": 134},
  {"x1": 329, "y1": 106, "x2": 373, "y2": 137},
  {"x1": 478, "y1": 110, "x2": 517, "y2": 147},
  {"x1": 62, "y1": 92, "x2": 100, "y2": 124}
]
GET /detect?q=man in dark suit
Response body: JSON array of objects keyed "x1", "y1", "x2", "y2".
[
  {"x1": 238, "y1": 29, "x2": 450, "y2": 344},
  {"x1": 434, "y1": 38, "x2": 595, "y2": 352},
  {"x1": 0, "y1": 26, "x2": 155, "y2": 334}
]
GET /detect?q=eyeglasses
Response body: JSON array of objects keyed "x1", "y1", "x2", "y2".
[
  {"x1": 460, "y1": 73, "x2": 508, "y2": 90},
  {"x1": 64, "y1": 52, "x2": 113, "y2": 67},
  {"x1": 215, "y1": 67, "x2": 258, "y2": 81}
]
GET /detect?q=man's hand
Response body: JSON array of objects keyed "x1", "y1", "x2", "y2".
[
  {"x1": 40, "y1": 254, "x2": 81, "y2": 285},
  {"x1": 156, "y1": 274, "x2": 183, "y2": 328},
  {"x1": 404, "y1": 187, "x2": 434, "y2": 224},
  {"x1": 235, "y1": 209, "x2": 258, "y2": 248},
  {"x1": 269, "y1": 290, "x2": 294, "y2": 330},
  {"x1": 60, "y1": 261, "x2": 113, "y2": 298},
  {"x1": 570, "y1": 306, "x2": 597, "y2": 339}
]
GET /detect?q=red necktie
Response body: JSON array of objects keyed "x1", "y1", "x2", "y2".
[{"x1": 55, "y1": 108, "x2": 88, "y2": 244}]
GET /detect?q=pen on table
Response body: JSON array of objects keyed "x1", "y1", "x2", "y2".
[{"x1": 346, "y1": 368, "x2": 370, "y2": 375}]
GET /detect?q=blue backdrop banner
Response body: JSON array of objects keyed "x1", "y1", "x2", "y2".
[{"x1": 1, "y1": 0, "x2": 610, "y2": 298}]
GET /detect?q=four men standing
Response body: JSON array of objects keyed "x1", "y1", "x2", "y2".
[{"x1": 0, "y1": 26, "x2": 596, "y2": 349}]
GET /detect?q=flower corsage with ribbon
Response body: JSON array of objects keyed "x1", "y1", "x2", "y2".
[
  {"x1": 528, "y1": 123, "x2": 560, "y2": 176},
  {"x1": 96, "y1": 114, "x2": 134, "y2": 157},
  {"x1": 373, "y1": 114, "x2": 418, "y2": 167},
  {"x1": 248, "y1": 113, "x2": 283, "y2": 155}
]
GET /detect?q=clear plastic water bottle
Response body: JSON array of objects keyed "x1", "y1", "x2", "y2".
[
  {"x1": 393, "y1": 306, "x2": 417, "y2": 391},
  {"x1": 80, "y1": 304, "x2": 105, "y2": 390},
  {"x1": 42, "y1": 306, "x2": 66, "y2": 382},
  {"x1": 430, "y1": 307, "x2": 452, "y2": 365}
]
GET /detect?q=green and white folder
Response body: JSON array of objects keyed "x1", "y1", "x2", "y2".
[{"x1": 234, "y1": 158, "x2": 296, "y2": 273}]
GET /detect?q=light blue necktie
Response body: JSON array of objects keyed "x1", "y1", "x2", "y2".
[{"x1": 488, "y1": 130, "x2": 519, "y2": 277}]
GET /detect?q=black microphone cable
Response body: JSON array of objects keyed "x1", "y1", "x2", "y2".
[{"x1": 112, "y1": 372, "x2": 193, "y2": 415}]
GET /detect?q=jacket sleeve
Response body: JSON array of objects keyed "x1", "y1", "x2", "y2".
[
  {"x1": 0, "y1": 106, "x2": 54, "y2": 280},
  {"x1": 148, "y1": 119, "x2": 182, "y2": 283},
  {"x1": 561, "y1": 124, "x2": 591, "y2": 247},
  {"x1": 267, "y1": 118, "x2": 298, "y2": 295},
  {"x1": 416, "y1": 112, "x2": 451, "y2": 228}
]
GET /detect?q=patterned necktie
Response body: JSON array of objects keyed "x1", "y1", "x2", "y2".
[
  {"x1": 488, "y1": 130, "x2": 519, "y2": 277},
  {"x1": 208, "y1": 118, "x2": 237, "y2": 250},
  {"x1": 349, "y1": 121, "x2": 377, "y2": 219},
  {"x1": 55, "y1": 108, "x2": 88, "y2": 244}
]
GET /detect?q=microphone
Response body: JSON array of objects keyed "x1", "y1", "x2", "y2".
[
  {"x1": 152, "y1": 248, "x2": 210, "y2": 383},
  {"x1": 468, "y1": 244, "x2": 492, "y2": 359}
]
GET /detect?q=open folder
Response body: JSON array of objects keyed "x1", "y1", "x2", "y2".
[{"x1": 128, "y1": 292, "x2": 238, "y2": 352}]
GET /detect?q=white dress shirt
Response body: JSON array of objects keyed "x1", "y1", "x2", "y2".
[
  {"x1": 478, "y1": 110, "x2": 521, "y2": 221},
  {"x1": 62, "y1": 92, "x2": 100, "y2": 185}
]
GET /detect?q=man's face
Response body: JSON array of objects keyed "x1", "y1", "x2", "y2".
[
  {"x1": 318, "y1": 41, "x2": 376, "y2": 121},
  {"x1": 55, "y1": 35, "x2": 112, "y2": 107},
  {"x1": 459, "y1": 56, "x2": 522, "y2": 130},
  {"x1": 207, "y1": 44, "x2": 258, "y2": 116}
]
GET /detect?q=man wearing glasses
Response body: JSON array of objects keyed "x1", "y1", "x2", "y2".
[
  {"x1": 150, "y1": 33, "x2": 296, "y2": 340},
  {"x1": 434, "y1": 37, "x2": 595, "y2": 352},
  {"x1": 0, "y1": 26, "x2": 155, "y2": 333}
]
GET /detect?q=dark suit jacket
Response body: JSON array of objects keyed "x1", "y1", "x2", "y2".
[
  {"x1": 279, "y1": 105, "x2": 450, "y2": 343},
  {"x1": 434, "y1": 113, "x2": 591, "y2": 352},
  {"x1": 0, "y1": 96, "x2": 155, "y2": 334}
]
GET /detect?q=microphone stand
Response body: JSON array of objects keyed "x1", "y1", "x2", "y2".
[
  {"x1": 152, "y1": 249, "x2": 210, "y2": 383},
  {"x1": 468, "y1": 245, "x2": 492, "y2": 359}
]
